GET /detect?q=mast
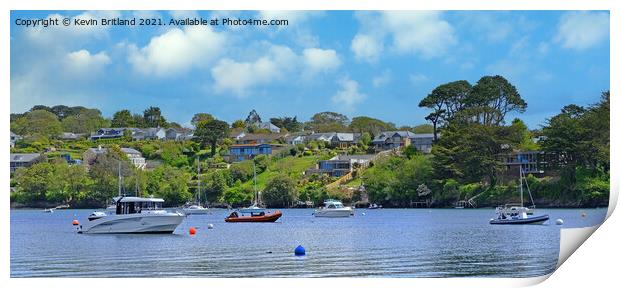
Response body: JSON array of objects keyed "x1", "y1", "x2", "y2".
[
  {"x1": 118, "y1": 161, "x2": 122, "y2": 197},
  {"x1": 197, "y1": 156, "x2": 201, "y2": 204},
  {"x1": 519, "y1": 165, "x2": 524, "y2": 207},
  {"x1": 253, "y1": 160, "x2": 258, "y2": 206}
]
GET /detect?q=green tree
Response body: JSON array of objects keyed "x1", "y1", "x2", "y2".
[
  {"x1": 13, "y1": 162, "x2": 55, "y2": 203},
  {"x1": 349, "y1": 116, "x2": 396, "y2": 136},
  {"x1": 202, "y1": 170, "x2": 232, "y2": 203},
  {"x1": 467, "y1": 75, "x2": 526, "y2": 126},
  {"x1": 270, "y1": 116, "x2": 302, "y2": 132},
  {"x1": 232, "y1": 120, "x2": 246, "y2": 129},
  {"x1": 418, "y1": 80, "x2": 472, "y2": 141},
  {"x1": 111, "y1": 109, "x2": 135, "y2": 127},
  {"x1": 11, "y1": 110, "x2": 62, "y2": 140},
  {"x1": 194, "y1": 119, "x2": 230, "y2": 157},
  {"x1": 191, "y1": 113, "x2": 215, "y2": 127},
  {"x1": 411, "y1": 124, "x2": 434, "y2": 134},
  {"x1": 61, "y1": 108, "x2": 109, "y2": 133},
  {"x1": 147, "y1": 165, "x2": 192, "y2": 206},
  {"x1": 306, "y1": 111, "x2": 349, "y2": 132},
  {"x1": 160, "y1": 142, "x2": 189, "y2": 167},
  {"x1": 143, "y1": 106, "x2": 167, "y2": 128},
  {"x1": 263, "y1": 174, "x2": 297, "y2": 207}
]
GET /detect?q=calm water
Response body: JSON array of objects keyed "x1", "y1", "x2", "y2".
[{"x1": 11, "y1": 208, "x2": 606, "y2": 278}]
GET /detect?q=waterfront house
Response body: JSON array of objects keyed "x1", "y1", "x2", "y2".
[
  {"x1": 372, "y1": 131, "x2": 415, "y2": 150},
  {"x1": 410, "y1": 133, "x2": 436, "y2": 153},
  {"x1": 10, "y1": 153, "x2": 44, "y2": 172},
  {"x1": 10, "y1": 132, "x2": 22, "y2": 148},
  {"x1": 305, "y1": 154, "x2": 375, "y2": 177},
  {"x1": 228, "y1": 143, "x2": 272, "y2": 162},
  {"x1": 83, "y1": 146, "x2": 147, "y2": 170},
  {"x1": 229, "y1": 129, "x2": 246, "y2": 141},
  {"x1": 330, "y1": 133, "x2": 359, "y2": 149}
]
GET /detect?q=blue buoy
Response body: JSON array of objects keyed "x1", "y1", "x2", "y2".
[{"x1": 294, "y1": 245, "x2": 306, "y2": 256}]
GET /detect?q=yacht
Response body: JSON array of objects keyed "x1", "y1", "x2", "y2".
[
  {"x1": 225, "y1": 161, "x2": 282, "y2": 223},
  {"x1": 79, "y1": 196, "x2": 184, "y2": 234},
  {"x1": 490, "y1": 166, "x2": 549, "y2": 225},
  {"x1": 182, "y1": 157, "x2": 209, "y2": 215},
  {"x1": 313, "y1": 199, "x2": 354, "y2": 217}
]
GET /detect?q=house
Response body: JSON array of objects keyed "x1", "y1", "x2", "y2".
[
  {"x1": 229, "y1": 129, "x2": 246, "y2": 141},
  {"x1": 372, "y1": 131, "x2": 415, "y2": 150},
  {"x1": 306, "y1": 132, "x2": 336, "y2": 142},
  {"x1": 83, "y1": 146, "x2": 146, "y2": 170},
  {"x1": 237, "y1": 133, "x2": 287, "y2": 144},
  {"x1": 305, "y1": 154, "x2": 375, "y2": 177},
  {"x1": 330, "y1": 133, "x2": 359, "y2": 148},
  {"x1": 10, "y1": 132, "x2": 22, "y2": 148},
  {"x1": 286, "y1": 135, "x2": 306, "y2": 145},
  {"x1": 502, "y1": 151, "x2": 547, "y2": 175},
  {"x1": 257, "y1": 122, "x2": 281, "y2": 133},
  {"x1": 90, "y1": 128, "x2": 135, "y2": 140},
  {"x1": 10, "y1": 153, "x2": 44, "y2": 172},
  {"x1": 228, "y1": 143, "x2": 272, "y2": 162},
  {"x1": 410, "y1": 133, "x2": 436, "y2": 153},
  {"x1": 142, "y1": 128, "x2": 166, "y2": 140},
  {"x1": 59, "y1": 132, "x2": 83, "y2": 140}
]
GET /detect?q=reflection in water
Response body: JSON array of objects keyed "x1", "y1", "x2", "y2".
[{"x1": 11, "y1": 208, "x2": 606, "y2": 277}]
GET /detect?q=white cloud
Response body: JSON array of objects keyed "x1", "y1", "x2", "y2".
[
  {"x1": 128, "y1": 26, "x2": 226, "y2": 76},
  {"x1": 65, "y1": 49, "x2": 110, "y2": 74},
  {"x1": 351, "y1": 11, "x2": 456, "y2": 63},
  {"x1": 211, "y1": 45, "x2": 297, "y2": 97},
  {"x1": 554, "y1": 11, "x2": 609, "y2": 51},
  {"x1": 331, "y1": 78, "x2": 366, "y2": 110},
  {"x1": 372, "y1": 70, "x2": 392, "y2": 88},
  {"x1": 302, "y1": 48, "x2": 341, "y2": 74},
  {"x1": 351, "y1": 34, "x2": 383, "y2": 63},
  {"x1": 409, "y1": 73, "x2": 429, "y2": 85}
]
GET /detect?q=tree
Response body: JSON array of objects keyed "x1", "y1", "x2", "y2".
[
  {"x1": 194, "y1": 119, "x2": 230, "y2": 157},
  {"x1": 411, "y1": 124, "x2": 434, "y2": 134},
  {"x1": 270, "y1": 116, "x2": 302, "y2": 132},
  {"x1": 359, "y1": 132, "x2": 372, "y2": 147},
  {"x1": 245, "y1": 109, "x2": 262, "y2": 125},
  {"x1": 306, "y1": 111, "x2": 349, "y2": 132},
  {"x1": 202, "y1": 170, "x2": 232, "y2": 203},
  {"x1": 11, "y1": 110, "x2": 62, "y2": 140},
  {"x1": 61, "y1": 108, "x2": 109, "y2": 133},
  {"x1": 147, "y1": 165, "x2": 192, "y2": 206},
  {"x1": 263, "y1": 174, "x2": 297, "y2": 207},
  {"x1": 191, "y1": 113, "x2": 215, "y2": 127},
  {"x1": 232, "y1": 120, "x2": 246, "y2": 129},
  {"x1": 349, "y1": 116, "x2": 396, "y2": 136},
  {"x1": 467, "y1": 75, "x2": 526, "y2": 126},
  {"x1": 111, "y1": 109, "x2": 135, "y2": 127},
  {"x1": 419, "y1": 80, "x2": 472, "y2": 141},
  {"x1": 143, "y1": 106, "x2": 167, "y2": 127},
  {"x1": 13, "y1": 162, "x2": 55, "y2": 203}
]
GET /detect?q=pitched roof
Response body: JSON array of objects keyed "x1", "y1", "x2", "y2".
[
  {"x1": 240, "y1": 133, "x2": 286, "y2": 141},
  {"x1": 10, "y1": 153, "x2": 42, "y2": 163},
  {"x1": 372, "y1": 131, "x2": 415, "y2": 142}
]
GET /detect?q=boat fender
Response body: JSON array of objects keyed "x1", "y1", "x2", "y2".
[
  {"x1": 556, "y1": 219, "x2": 564, "y2": 225},
  {"x1": 207, "y1": 224, "x2": 214, "y2": 229},
  {"x1": 189, "y1": 227, "x2": 197, "y2": 235}
]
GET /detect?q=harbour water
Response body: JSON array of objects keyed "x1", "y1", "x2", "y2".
[{"x1": 10, "y1": 208, "x2": 606, "y2": 277}]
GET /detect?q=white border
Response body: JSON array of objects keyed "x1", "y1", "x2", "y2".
[{"x1": 1, "y1": 1, "x2": 617, "y2": 287}]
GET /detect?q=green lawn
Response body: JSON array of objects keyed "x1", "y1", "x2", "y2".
[{"x1": 239, "y1": 155, "x2": 326, "y2": 190}]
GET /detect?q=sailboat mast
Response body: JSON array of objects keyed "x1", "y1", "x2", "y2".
[
  {"x1": 118, "y1": 161, "x2": 122, "y2": 197},
  {"x1": 519, "y1": 165, "x2": 524, "y2": 207},
  {"x1": 197, "y1": 156, "x2": 201, "y2": 204},
  {"x1": 253, "y1": 160, "x2": 257, "y2": 205}
]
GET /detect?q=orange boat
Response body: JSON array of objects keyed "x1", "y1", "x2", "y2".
[{"x1": 225, "y1": 210, "x2": 282, "y2": 223}]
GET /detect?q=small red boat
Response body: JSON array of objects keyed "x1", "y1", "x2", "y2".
[{"x1": 225, "y1": 210, "x2": 282, "y2": 223}]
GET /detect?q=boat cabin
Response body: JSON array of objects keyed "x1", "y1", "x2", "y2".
[
  {"x1": 323, "y1": 199, "x2": 345, "y2": 209},
  {"x1": 113, "y1": 196, "x2": 165, "y2": 215}
]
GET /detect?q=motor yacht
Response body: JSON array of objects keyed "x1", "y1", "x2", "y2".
[
  {"x1": 313, "y1": 199, "x2": 354, "y2": 217},
  {"x1": 78, "y1": 196, "x2": 184, "y2": 234}
]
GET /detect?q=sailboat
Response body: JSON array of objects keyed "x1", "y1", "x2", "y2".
[
  {"x1": 183, "y1": 157, "x2": 209, "y2": 215},
  {"x1": 490, "y1": 166, "x2": 549, "y2": 225},
  {"x1": 225, "y1": 160, "x2": 282, "y2": 222}
]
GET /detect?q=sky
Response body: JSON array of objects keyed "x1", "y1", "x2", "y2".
[{"x1": 10, "y1": 10, "x2": 610, "y2": 129}]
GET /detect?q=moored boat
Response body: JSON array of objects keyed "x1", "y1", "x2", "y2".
[
  {"x1": 313, "y1": 199, "x2": 354, "y2": 217},
  {"x1": 225, "y1": 210, "x2": 282, "y2": 223},
  {"x1": 490, "y1": 166, "x2": 549, "y2": 225}
]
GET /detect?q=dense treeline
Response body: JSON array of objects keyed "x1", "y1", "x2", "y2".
[{"x1": 10, "y1": 75, "x2": 610, "y2": 208}]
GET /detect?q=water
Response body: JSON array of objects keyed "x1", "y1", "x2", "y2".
[{"x1": 10, "y1": 208, "x2": 607, "y2": 278}]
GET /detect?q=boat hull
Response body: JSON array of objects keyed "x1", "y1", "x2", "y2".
[
  {"x1": 79, "y1": 213, "x2": 185, "y2": 234},
  {"x1": 489, "y1": 214, "x2": 549, "y2": 225},
  {"x1": 225, "y1": 211, "x2": 282, "y2": 223},
  {"x1": 313, "y1": 208, "x2": 353, "y2": 217},
  {"x1": 183, "y1": 208, "x2": 209, "y2": 215}
]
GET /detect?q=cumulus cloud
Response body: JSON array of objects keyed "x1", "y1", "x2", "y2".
[
  {"x1": 409, "y1": 73, "x2": 429, "y2": 86},
  {"x1": 302, "y1": 48, "x2": 341, "y2": 74},
  {"x1": 372, "y1": 70, "x2": 392, "y2": 88},
  {"x1": 554, "y1": 11, "x2": 609, "y2": 51},
  {"x1": 331, "y1": 78, "x2": 366, "y2": 110},
  {"x1": 128, "y1": 26, "x2": 226, "y2": 76},
  {"x1": 211, "y1": 45, "x2": 297, "y2": 97},
  {"x1": 65, "y1": 50, "x2": 110, "y2": 74},
  {"x1": 351, "y1": 11, "x2": 456, "y2": 62}
]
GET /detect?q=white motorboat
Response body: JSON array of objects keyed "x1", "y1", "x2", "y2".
[
  {"x1": 79, "y1": 196, "x2": 184, "y2": 234},
  {"x1": 490, "y1": 166, "x2": 549, "y2": 225},
  {"x1": 313, "y1": 199, "x2": 354, "y2": 217},
  {"x1": 43, "y1": 208, "x2": 55, "y2": 213}
]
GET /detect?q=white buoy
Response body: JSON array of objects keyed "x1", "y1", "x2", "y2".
[
  {"x1": 556, "y1": 219, "x2": 564, "y2": 225},
  {"x1": 362, "y1": 212, "x2": 366, "y2": 216},
  {"x1": 207, "y1": 223, "x2": 214, "y2": 229}
]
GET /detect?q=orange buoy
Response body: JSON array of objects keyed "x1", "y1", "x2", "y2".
[
  {"x1": 189, "y1": 227, "x2": 197, "y2": 235},
  {"x1": 72, "y1": 220, "x2": 79, "y2": 226}
]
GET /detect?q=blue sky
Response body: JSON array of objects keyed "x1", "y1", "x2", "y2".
[{"x1": 10, "y1": 10, "x2": 610, "y2": 129}]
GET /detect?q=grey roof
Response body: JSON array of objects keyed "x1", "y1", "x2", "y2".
[
  {"x1": 240, "y1": 133, "x2": 287, "y2": 141},
  {"x1": 333, "y1": 133, "x2": 355, "y2": 142},
  {"x1": 10, "y1": 153, "x2": 41, "y2": 163},
  {"x1": 335, "y1": 154, "x2": 376, "y2": 161},
  {"x1": 372, "y1": 131, "x2": 415, "y2": 142},
  {"x1": 410, "y1": 133, "x2": 435, "y2": 139},
  {"x1": 120, "y1": 148, "x2": 142, "y2": 155},
  {"x1": 258, "y1": 122, "x2": 280, "y2": 131},
  {"x1": 306, "y1": 132, "x2": 336, "y2": 141}
]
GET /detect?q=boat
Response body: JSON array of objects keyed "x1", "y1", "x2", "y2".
[
  {"x1": 78, "y1": 196, "x2": 185, "y2": 233},
  {"x1": 225, "y1": 160, "x2": 282, "y2": 223},
  {"x1": 368, "y1": 203, "x2": 382, "y2": 209},
  {"x1": 225, "y1": 210, "x2": 282, "y2": 222},
  {"x1": 78, "y1": 161, "x2": 185, "y2": 234},
  {"x1": 313, "y1": 199, "x2": 354, "y2": 217},
  {"x1": 43, "y1": 208, "x2": 55, "y2": 213},
  {"x1": 182, "y1": 157, "x2": 209, "y2": 215},
  {"x1": 490, "y1": 166, "x2": 549, "y2": 225}
]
